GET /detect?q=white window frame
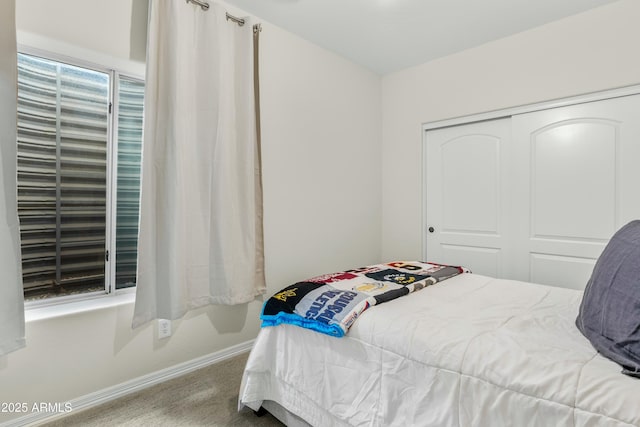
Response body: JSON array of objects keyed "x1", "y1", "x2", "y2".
[
  {"x1": 109, "y1": 73, "x2": 145, "y2": 295},
  {"x1": 18, "y1": 46, "x2": 144, "y2": 311}
]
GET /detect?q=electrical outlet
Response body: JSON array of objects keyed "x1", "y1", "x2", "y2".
[{"x1": 158, "y1": 319, "x2": 172, "y2": 339}]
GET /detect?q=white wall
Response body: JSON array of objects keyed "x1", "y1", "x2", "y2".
[
  {"x1": 16, "y1": 0, "x2": 148, "y2": 63},
  {"x1": 0, "y1": 1, "x2": 381, "y2": 423},
  {"x1": 380, "y1": 0, "x2": 640, "y2": 261}
]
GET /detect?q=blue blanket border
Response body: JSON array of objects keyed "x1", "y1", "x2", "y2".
[{"x1": 260, "y1": 302, "x2": 345, "y2": 337}]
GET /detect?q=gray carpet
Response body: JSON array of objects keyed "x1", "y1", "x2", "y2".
[{"x1": 43, "y1": 351, "x2": 283, "y2": 426}]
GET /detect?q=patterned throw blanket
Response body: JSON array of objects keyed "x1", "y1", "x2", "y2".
[{"x1": 261, "y1": 261, "x2": 469, "y2": 337}]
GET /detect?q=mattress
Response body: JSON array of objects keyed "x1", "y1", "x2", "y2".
[{"x1": 239, "y1": 274, "x2": 640, "y2": 426}]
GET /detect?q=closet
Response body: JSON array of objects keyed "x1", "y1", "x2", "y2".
[{"x1": 425, "y1": 94, "x2": 640, "y2": 289}]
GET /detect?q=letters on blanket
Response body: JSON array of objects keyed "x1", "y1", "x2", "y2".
[{"x1": 261, "y1": 261, "x2": 469, "y2": 337}]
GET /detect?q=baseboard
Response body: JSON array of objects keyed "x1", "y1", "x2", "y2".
[{"x1": 1, "y1": 339, "x2": 255, "y2": 427}]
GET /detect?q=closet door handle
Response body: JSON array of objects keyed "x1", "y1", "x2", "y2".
[{"x1": 428, "y1": 227, "x2": 435, "y2": 233}]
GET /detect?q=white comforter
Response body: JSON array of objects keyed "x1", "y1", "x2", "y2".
[{"x1": 239, "y1": 274, "x2": 640, "y2": 426}]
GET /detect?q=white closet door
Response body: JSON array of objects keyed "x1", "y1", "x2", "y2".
[
  {"x1": 511, "y1": 94, "x2": 640, "y2": 289},
  {"x1": 425, "y1": 118, "x2": 514, "y2": 277}
]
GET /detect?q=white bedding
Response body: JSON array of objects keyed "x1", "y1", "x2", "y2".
[{"x1": 239, "y1": 274, "x2": 640, "y2": 426}]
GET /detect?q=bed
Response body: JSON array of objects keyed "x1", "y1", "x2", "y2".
[{"x1": 238, "y1": 226, "x2": 640, "y2": 426}]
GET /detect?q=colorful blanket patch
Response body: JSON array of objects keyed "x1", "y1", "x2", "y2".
[{"x1": 260, "y1": 261, "x2": 468, "y2": 337}]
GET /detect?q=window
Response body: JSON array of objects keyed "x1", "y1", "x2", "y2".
[
  {"x1": 16, "y1": 52, "x2": 144, "y2": 301},
  {"x1": 114, "y1": 77, "x2": 144, "y2": 289}
]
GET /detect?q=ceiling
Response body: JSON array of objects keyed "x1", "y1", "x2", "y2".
[{"x1": 224, "y1": 0, "x2": 619, "y2": 75}]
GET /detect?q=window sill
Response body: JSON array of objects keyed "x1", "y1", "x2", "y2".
[{"x1": 25, "y1": 290, "x2": 136, "y2": 323}]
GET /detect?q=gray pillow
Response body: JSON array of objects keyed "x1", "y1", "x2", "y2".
[{"x1": 576, "y1": 220, "x2": 640, "y2": 378}]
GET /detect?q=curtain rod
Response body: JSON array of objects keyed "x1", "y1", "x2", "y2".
[
  {"x1": 225, "y1": 12, "x2": 245, "y2": 26},
  {"x1": 186, "y1": 0, "x2": 209, "y2": 11},
  {"x1": 185, "y1": 0, "x2": 246, "y2": 27}
]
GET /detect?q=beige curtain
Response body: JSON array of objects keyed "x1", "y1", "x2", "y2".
[
  {"x1": 0, "y1": 0, "x2": 26, "y2": 356},
  {"x1": 133, "y1": 1, "x2": 265, "y2": 328}
]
